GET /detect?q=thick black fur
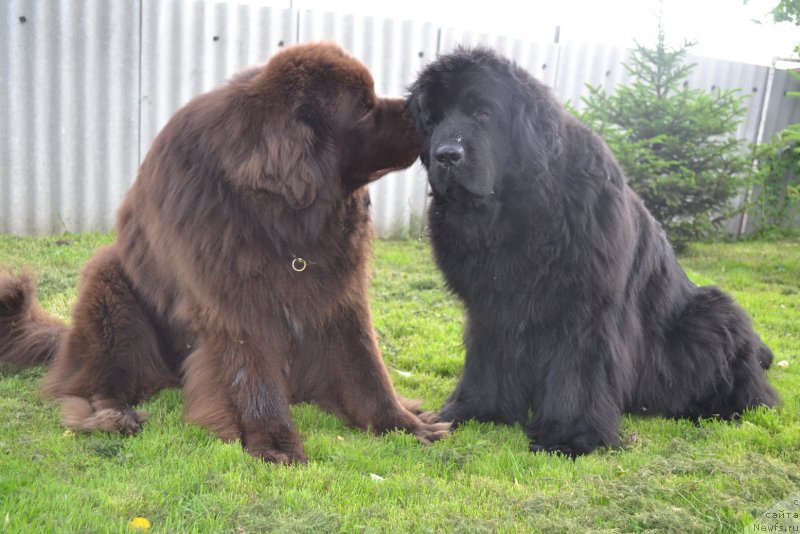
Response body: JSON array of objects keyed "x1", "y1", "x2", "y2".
[{"x1": 407, "y1": 47, "x2": 778, "y2": 457}]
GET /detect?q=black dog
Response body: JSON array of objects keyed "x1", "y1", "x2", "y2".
[{"x1": 407, "y1": 47, "x2": 777, "y2": 456}]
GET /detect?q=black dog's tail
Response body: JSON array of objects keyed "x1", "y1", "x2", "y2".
[{"x1": 0, "y1": 273, "x2": 67, "y2": 368}]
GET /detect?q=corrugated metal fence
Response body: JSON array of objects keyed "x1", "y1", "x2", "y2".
[{"x1": 2, "y1": 0, "x2": 799, "y2": 237}]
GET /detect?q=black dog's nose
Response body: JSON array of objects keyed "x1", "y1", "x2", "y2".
[{"x1": 434, "y1": 144, "x2": 465, "y2": 167}]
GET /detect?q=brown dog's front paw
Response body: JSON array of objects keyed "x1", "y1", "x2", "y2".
[
  {"x1": 397, "y1": 397, "x2": 447, "y2": 427},
  {"x1": 416, "y1": 410, "x2": 442, "y2": 424},
  {"x1": 380, "y1": 402, "x2": 451, "y2": 444},
  {"x1": 242, "y1": 425, "x2": 307, "y2": 465},
  {"x1": 246, "y1": 444, "x2": 308, "y2": 465},
  {"x1": 412, "y1": 420, "x2": 451, "y2": 444}
]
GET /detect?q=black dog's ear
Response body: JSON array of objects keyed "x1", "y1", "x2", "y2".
[{"x1": 511, "y1": 74, "x2": 563, "y2": 170}]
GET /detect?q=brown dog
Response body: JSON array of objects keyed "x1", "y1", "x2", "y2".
[{"x1": 0, "y1": 42, "x2": 448, "y2": 464}]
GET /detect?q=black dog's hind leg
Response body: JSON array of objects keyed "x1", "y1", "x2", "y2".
[{"x1": 663, "y1": 286, "x2": 778, "y2": 420}]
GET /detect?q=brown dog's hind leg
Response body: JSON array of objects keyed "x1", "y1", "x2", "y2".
[
  {"x1": 60, "y1": 395, "x2": 149, "y2": 435},
  {"x1": 42, "y1": 246, "x2": 177, "y2": 434}
]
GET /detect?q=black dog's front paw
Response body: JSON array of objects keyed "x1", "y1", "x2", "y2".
[
  {"x1": 435, "y1": 405, "x2": 457, "y2": 423},
  {"x1": 435, "y1": 401, "x2": 475, "y2": 429},
  {"x1": 432, "y1": 409, "x2": 463, "y2": 430},
  {"x1": 528, "y1": 428, "x2": 613, "y2": 458},
  {"x1": 528, "y1": 442, "x2": 583, "y2": 459}
]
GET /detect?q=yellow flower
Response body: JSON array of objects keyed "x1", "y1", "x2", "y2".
[{"x1": 128, "y1": 517, "x2": 151, "y2": 532}]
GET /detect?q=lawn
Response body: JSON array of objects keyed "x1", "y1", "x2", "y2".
[{"x1": 0, "y1": 233, "x2": 798, "y2": 533}]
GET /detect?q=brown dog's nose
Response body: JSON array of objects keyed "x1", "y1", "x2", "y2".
[{"x1": 435, "y1": 144, "x2": 465, "y2": 167}]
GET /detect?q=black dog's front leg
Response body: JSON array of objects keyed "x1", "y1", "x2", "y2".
[
  {"x1": 438, "y1": 321, "x2": 529, "y2": 427},
  {"x1": 438, "y1": 378, "x2": 495, "y2": 426},
  {"x1": 526, "y1": 328, "x2": 627, "y2": 457}
]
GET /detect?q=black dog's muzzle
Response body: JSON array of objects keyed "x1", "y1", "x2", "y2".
[
  {"x1": 428, "y1": 139, "x2": 494, "y2": 199},
  {"x1": 434, "y1": 143, "x2": 465, "y2": 168}
]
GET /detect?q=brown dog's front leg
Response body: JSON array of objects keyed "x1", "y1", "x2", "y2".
[
  {"x1": 183, "y1": 333, "x2": 306, "y2": 464},
  {"x1": 291, "y1": 303, "x2": 450, "y2": 444}
]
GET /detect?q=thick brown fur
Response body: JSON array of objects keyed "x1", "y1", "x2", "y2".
[{"x1": 0, "y1": 42, "x2": 448, "y2": 463}]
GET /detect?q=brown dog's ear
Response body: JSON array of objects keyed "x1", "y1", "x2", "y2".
[
  {"x1": 226, "y1": 115, "x2": 321, "y2": 210},
  {"x1": 260, "y1": 118, "x2": 321, "y2": 209}
]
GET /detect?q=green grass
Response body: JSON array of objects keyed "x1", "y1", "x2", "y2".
[{"x1": 1, "y1": 233, "x2": 798, "y2": 533}]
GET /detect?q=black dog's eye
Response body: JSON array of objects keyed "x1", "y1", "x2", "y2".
[
  {"x1": 472, "y1": 109, "x2": 489, "y2": 121},
  {"x1": 421, "y1": 111, "x2": 440, "y2": 132},
  {"x1": 464, "y1": 96, "x2": 490, "y2": 122}
]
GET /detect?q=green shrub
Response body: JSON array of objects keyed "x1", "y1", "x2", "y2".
[
  {"x1": 749, "y1": 69, "x2": 800, "y2": 237},
  {"x1": 577, "y1": 31, "x2": 751, "y2": 251},
  {"x1": 751, "y1": 136, "x2": 800, "y2": 237}
]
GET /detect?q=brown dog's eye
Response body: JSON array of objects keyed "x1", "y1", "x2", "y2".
[
  {"x1": 472, "y1": 109, "x2": 489, "y2": 121},
  {"x1": 358, "y1": 103, "x2": 374, "y2": 121}
]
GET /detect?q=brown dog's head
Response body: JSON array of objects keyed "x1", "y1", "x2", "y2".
[{"x1": 217, "y1": 42, "x2": 420, "y2": 210}]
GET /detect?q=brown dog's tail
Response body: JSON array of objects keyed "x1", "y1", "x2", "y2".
[{"x1": 0, "y1": 273, "x2": 67, "y2": 368}]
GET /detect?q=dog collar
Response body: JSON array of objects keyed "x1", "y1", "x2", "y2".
[{"x1": 291, "y1": 255, "x2": 308, "y2": 272}]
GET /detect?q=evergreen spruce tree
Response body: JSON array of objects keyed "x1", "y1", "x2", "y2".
[{"x1": 578, "y1": 31, "x2": 750, "y2": 250}]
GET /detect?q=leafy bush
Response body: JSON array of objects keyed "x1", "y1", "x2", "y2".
[
  {"x1": 577, "y1": 32, "x2": 752, "y2": 251},
  {"x1": 750, "y1": 71, "x2": 800, "y2": 237},
  {"x1": 747, "y1": 0, "x2": 800, "y2": 236}
]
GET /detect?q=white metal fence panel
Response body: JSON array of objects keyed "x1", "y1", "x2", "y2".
[
  {"x1": 139, "y1": 0, "x2": 297, "y2": 159},
  {"x1": 1, "y1": 2, "x2": 798, "y2": 238},
  {"x1": 440, "y1": 27, "x2": 562, "y2": 88},
  {"x1": 553, "y1": 42, "x2": 635, "y2": 108},
  {"x1": 684, "y1": 55, "x2": 769, "y2": 143},
  {"x1": 1, "y1": 0, "x2": 140, "y2": 234},
  {"x1": 763, "y1": 69, "x2": 800, "y2": 139}
]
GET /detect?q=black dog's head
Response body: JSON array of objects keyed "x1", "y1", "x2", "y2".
[{"x1": 407, "y1": 47, "x2": 563, "y2": 202}]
